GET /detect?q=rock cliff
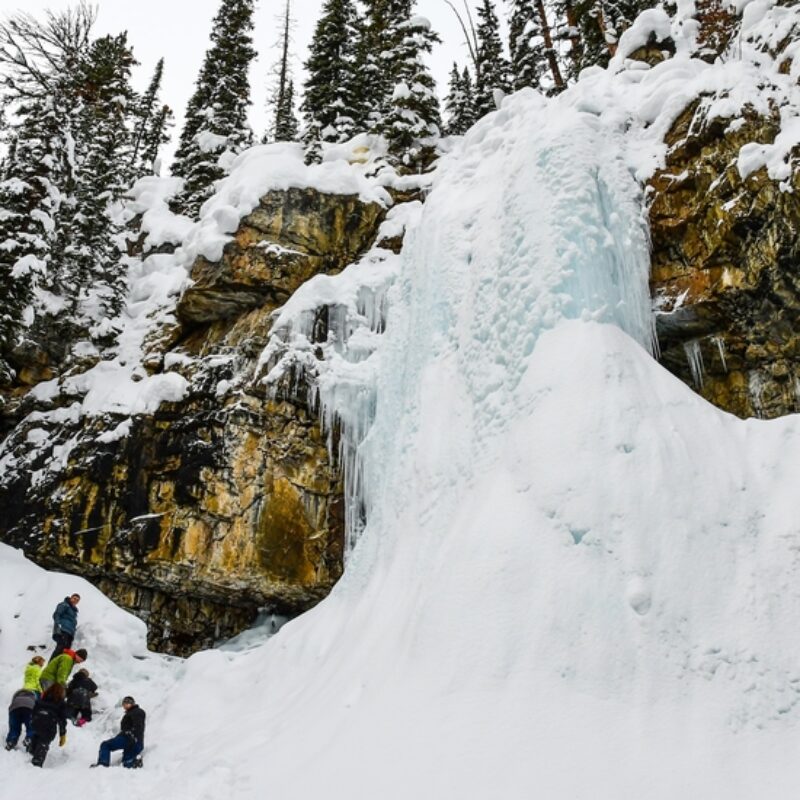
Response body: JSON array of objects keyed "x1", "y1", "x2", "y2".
[
  {"x1": 650, "y1": 104, "x2": 800, "y2": 419},
  {"x1": 0, "y1": 185, "x2": 387, "y2": 654}
]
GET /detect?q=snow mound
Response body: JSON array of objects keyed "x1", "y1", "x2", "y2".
[{"x1": 0, "y1": 543, "x2": 181, "y2": 788}]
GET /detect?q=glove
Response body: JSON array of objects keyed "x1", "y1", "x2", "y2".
[{"x1": 59, "y1": 734, "x2": 66, "y2": 747}]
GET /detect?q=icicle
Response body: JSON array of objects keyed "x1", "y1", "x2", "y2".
[
  {"x1": 683, "y1": 340, "x2": 705, "y2": 388},
  {"x1": 712, "y1": 336, "x2": 728, "y2": 373},
  {"x1": 748, "y1": 370, "x2": 765, "y2": 418}
]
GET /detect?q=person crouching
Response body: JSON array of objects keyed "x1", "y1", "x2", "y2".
[
  {"x1": 92, "y1": 696, "x2": 145, "y2": 769},
  {"x1": 65, "y1": 669, "x2": 98, "y2": 727},
  {"x1": 28, "y1": 684, "x2": 68, "y2": 767},
  {"x1": 6, "y1": 688, "x2": 37, "y2": 751}
]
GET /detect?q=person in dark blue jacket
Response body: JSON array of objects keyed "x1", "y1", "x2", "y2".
[{"x1": 50, "y1": 594, "x2": 80, "y2": 662}]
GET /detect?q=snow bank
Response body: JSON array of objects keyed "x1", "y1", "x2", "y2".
[{"x1": 0, "y1": 543, "x2": 183, "y2": 789}]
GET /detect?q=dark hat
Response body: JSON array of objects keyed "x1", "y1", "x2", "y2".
[
  {"x1": 75, "y1": 648, "x2": 88, "y2": 660},
  {"x1": 122, "y1": 696, "x2": 135, "y2": 705}
]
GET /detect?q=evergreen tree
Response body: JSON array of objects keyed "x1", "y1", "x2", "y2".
[
  {"x1": 131, "y1": 58, "x2": 174, "y2": 178},
  {"x1": 444, "y1": 63, "x2": 476, "y2": 135},
  {"x1": 302, "y1": 119, "x2": 324, "y2": 165},
  {"x1": 268, "y1": 0, "x2": 300, "y2": 142},
  {"x1": 64, "y1": 32, "x2": 137, "y2": 320},
  {"x1": 509, "y1": 0, "x2": 565, "y2": 93},
  {"x1": 0, "y1": 6, "x2": 94, "y2": 379},
  {"x1": 381, "y1": 15, "x2": 442, "y2": 169},
  {"x1": 474, "y1": 0, "x2": 512, "y2": 118},
  {"x1": 138, "y1": 103, "x2": 174, "y2": 177},
  {"x1": 301, "y1": 0, "x2": 361, "y2": 146},
  {"x1": 0, "y1": 97, "x2": 62, "y2": 382},
  {"x1": 560, "y1": 0, "x2": 655, "y2": 76},
  {"x1": 172, "y1": 0, "x2": 256, "y2": 217},
  {"x1": 274, "y1": 80, "x2": 299, "y2": 141},
  {"x1": 358, "y1": 0, "x2": 414, "y2": 129}
]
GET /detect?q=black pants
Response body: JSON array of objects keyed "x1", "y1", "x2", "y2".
[
  {"x1": 28, "y1": 732, "x2": 55, "y2": 767},
  {"x1": 50, "y1": 631, "x2": 73, "y2": 661}
]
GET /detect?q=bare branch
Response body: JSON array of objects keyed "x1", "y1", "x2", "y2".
[{"x1": 442, "y1": 0, "x2": 478, "y2": 75}]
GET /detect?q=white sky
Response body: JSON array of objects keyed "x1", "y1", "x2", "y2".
[{"x1": 0, "y1": 0, "x2": 498, "y2": 161}]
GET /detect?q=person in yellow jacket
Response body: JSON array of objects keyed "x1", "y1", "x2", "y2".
[{"x1": 23, "y1": 656, "x2": 45, "y2": 697}]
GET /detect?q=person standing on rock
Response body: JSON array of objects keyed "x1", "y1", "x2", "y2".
[
  {"x1": 92, "y1": 696, "x2": 146, "y2": 769},
  {"x1": 50, "y1": 593, "x2": 80, "y2": 661},
  {"x1": 39, "y1": 648, "x2": 87, "y2": 693},
  {"x1": 27, "y1": 684, "x2": 68, "y2": 767}
]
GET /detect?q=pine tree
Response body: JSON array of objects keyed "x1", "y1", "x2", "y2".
[
  {"x1": 302, "y1": 119, "x2": 324, "y2": 165},
  {"x1": 139, "y1": 103, "x2": 174, "y2": 177},
  {"x1": 560, "y1": 0, "x2": 655, "y2": 76},
  {"x1": 0, "y1": 97, "x2": 61, "y2": 383},
  {"x1": 0, "y1": 6, "x2": 94, "y2": 379},
  {"x1": 274, "y1": 80, "x2": 299, "y2": 141},
  {"x1": 444, "y1": 63, "x2": 476, "y2": 135},
  {"x1": 172, "y1": 0, "x2": 256, "y2": 217},
  {"x1": 358, "y1": 0, "x2": 414, "y2": 130},
  {"x1": 131, "y1": 58, "x2": 174, "y2": 178},
  {"x1": 474, "y1": 0, "x2": 512, "y2": 118},
  {"x1": 268, "y1": 0, "x2": 300, "y2": 142},
  {"x1": 381, "y1": 15, "x2": 442, "y2": 169},
  {"x1": 63, "y1": 32, "x2": 137, "y2": 322},
  {"x1": 301, "y1": 0, "x2": 361, "y2": 146},
  {"x1": 509, "y1": 0, "x2": 565, "y2": 93}
]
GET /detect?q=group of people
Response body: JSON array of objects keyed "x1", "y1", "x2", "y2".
[{"x1": 5, "y1": 592, "x2": 147, "y2": 770}]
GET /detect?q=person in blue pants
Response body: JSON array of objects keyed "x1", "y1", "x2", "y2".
[
  {"x1": 92, "y1": 696, "x2": 145, "y2": 768},
  {"x1": 5, "y1": 689, "x2": 37, "y2": 750}
]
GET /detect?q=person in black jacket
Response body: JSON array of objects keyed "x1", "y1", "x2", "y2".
[
  {"x1": 27, "y1": 684, "x2": 68, "y2": 767},
  {"x1": 92, "y1": 696, "x2": 145, "y2": 768},
  {"x1": 65, "y1": 669, "x2": 98, "y2": 726}
]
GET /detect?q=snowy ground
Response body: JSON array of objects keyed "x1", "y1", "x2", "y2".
[{"x1": 4, "y1": 2, "x2": 800, "y2": 797}]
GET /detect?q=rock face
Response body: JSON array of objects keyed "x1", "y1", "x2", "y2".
[
  {"x1": 179, "y1": 188, "x2": 385, "y2": 323},
  {"x1": 0, "y1": 187, "x2": 386, "y2": 655},
  {"x1": 649, "y1": 102, "x2": 800, "y2": 419}
]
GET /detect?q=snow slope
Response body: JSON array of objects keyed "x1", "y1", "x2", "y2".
[{"x1": 4, "y1": 2, "x2": 800, "y2": 797}]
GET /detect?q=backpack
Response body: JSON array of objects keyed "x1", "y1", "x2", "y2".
[
  {"x1": 32, "y1": 707, "x2": 58, "y2": 740},
  {"x1": 67, "y1": 687, "x2": 90, "y2": 710}
]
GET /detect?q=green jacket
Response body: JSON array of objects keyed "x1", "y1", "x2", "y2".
[
  {"x1": 23, "y1": 663, "x2": 42, "y2": 693},
  {"x1": 40, "y1": 653, "x2": 76, "y2": 687}
]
